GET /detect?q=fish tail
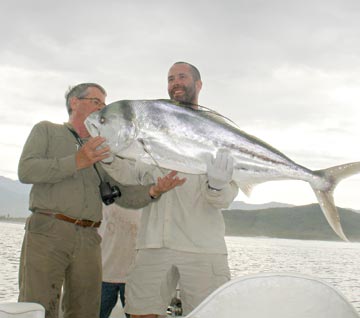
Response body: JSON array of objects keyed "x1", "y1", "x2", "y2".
[{"x1": 311, "y1": 162, "x2": 360, "y2": 242}]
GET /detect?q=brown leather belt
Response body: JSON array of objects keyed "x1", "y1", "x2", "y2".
[{"x1": 37, "y1": 211, "x2": 101, "y2": 228}]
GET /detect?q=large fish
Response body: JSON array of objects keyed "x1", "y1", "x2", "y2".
[{"x1": 85, "y1": 99, "x2": 360, "y2": 241}]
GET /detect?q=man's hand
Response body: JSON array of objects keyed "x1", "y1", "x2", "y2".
[
  {"x1": 206, "y1": 149, "x2": 234, "y2": 191},
  {"x1": 149, "y1": 171, "x2": 186, "y2": 198},
  {"x1": 76, "y1": 136, "x2": 111, "y2": 170}
]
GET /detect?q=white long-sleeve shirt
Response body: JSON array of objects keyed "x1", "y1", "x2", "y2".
[{"x1": 103, "y1": 158, "x2": 239, "y2": 254}]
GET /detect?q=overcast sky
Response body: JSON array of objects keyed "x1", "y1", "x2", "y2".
[{"x1": 1, "y1": 0, "x2": 360, "y2": 208}]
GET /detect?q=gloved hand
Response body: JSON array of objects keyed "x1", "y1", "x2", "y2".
[{"x1": 206, "y1": 149, "x2": 234, "y2": 191}]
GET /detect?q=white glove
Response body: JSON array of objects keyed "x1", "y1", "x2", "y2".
[{"x1": 206, "y1": 149, "x2": 234, "y2": 190}]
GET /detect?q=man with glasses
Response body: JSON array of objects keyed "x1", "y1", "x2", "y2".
[{"x1": 17, "y1": 83, "x2": 185, "y2": 318}]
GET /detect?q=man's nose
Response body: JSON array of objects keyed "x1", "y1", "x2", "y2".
[{"x1": 171, "y1": 79, "x2": 181, "y2": 87}]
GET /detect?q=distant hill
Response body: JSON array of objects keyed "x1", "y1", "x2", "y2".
[
  {"x1": 229, "y1": 201, "x2": 294, "y2": 210},
  {"x1": 0, "y1": 176, "x2": 31, "y2": 217},
  {"x1": 223, "y1": 204, "x2": 360, "y2": 242}
]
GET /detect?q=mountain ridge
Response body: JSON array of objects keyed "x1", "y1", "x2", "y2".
[{"x1": 223, "y1": 204, "x2": 360, "y2": 241}]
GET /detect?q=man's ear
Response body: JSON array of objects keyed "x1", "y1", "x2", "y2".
[
  {"x1": 196, "y1": 80, "x2": 203, "y2": 93},
  {"x1": 69, "y1": 96, "x2": 79, "y2": 113}
]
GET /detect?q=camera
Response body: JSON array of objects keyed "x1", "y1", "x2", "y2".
[{"x1": 99, "y1": 181, "x2": 121, "y2": 205}]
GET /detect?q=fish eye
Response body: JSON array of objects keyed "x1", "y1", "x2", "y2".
[{"x1": 100, "y1": 116, "x2": 106, "y2": 124}]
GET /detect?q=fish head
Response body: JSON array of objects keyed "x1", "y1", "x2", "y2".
[{"x1": 84, "y1": 101, "x2": 137, "y2": 154}]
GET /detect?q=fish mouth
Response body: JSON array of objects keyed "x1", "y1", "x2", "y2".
[
  {"x1": 88, "y1": 122, "x2": 100, "y2": 136},
  {"x1": 84, "y1": 113, "x2": 101, "y2": 137}
]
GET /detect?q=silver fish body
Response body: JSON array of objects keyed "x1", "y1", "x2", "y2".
[{"x1": 85, "y1": 99, "x2": 360, "y2": 241}]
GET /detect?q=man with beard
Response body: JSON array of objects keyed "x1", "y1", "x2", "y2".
[{"x1": 103, "y1": 62, "x2": 239, "y2": 317}]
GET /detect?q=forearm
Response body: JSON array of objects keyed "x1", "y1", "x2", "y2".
[
  {"x1": 114, "y1": 183, "x2": 155, "y2": 209},
  {"x1": 105, "y1": 167, "x2": 184, "y2": 209},
  {"x1": 18, "y1": 155, "x2": 76, "y2": 184}
]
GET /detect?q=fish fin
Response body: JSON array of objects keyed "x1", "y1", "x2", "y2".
[
  {"x1": 237, "y1": 183, "x2": 254, "y2": 197},
  {"x1": 311, "y1": 188, "x2": 349, "y2": 242},
  {"x1": 137, "y1": 138, "x2": 167, "y2": 175},
  {"x1": 311, "y1": 161, "x2": 360, "y2": 242}
]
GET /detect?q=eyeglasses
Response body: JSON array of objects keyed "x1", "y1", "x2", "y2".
[{"x1": 78, "y1": 97, "x2": 106, "y2": 107}]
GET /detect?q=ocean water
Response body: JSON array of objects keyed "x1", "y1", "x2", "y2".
[
  {"x1": 0, "y1": 221, "x2": 24, "y2": 302},
  {"x1": 226, "y1": 236, "x2": 360, "y2": 312},
  {"x1": 1, "y1": 221, "x2": 360, "y2": 313}
]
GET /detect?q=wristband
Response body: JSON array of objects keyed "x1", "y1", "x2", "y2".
[{"x1": 207, "y1": 183, "x2": 221, "y2": 191}]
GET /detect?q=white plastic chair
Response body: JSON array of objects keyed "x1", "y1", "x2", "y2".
[
  {"x1": 0, "y1": 302, "x2": 45, "y2": 318},
  {"x1": 184, "y1": 272, "x2": 359, "y2": 318}
]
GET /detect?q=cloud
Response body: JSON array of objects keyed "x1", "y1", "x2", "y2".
[{"x1": 1, "y1": 0, "x2": 359, "y2": 208}]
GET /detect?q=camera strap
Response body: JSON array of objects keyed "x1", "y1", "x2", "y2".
[
  {"x1": 67, "y1": 126, "x2": 84, "y2": 146},
  {"x1": 66, "y1": 126, "x2": 121, "y2": 205},
  {"x1": 66, "y1": 126, "x2": 104, "y2": 182}
]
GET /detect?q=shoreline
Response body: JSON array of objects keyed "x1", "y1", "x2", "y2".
[{"x1": 0, "y1": 217, "x2": 27, "y2": 224}]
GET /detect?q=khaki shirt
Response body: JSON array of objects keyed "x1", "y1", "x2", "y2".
[
  {"x1": 103, "y1": 158, "x2": 239, "y2": 254},
  {"x1": 18, "y1": 121, "x2": 154, "y2": 221}
]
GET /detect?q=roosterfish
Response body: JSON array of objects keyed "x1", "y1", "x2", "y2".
[{"x1": 85, "y1": 99, "x2": 360, "y2": 241}]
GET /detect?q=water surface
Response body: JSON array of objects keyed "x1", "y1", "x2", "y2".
[{"x1": 1, "y1": 222, "x2": 359, "y2": 313}]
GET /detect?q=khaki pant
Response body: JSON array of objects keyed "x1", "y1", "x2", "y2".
[
  {"x1": 18, "y1": 213, "x2": 102, "y2": 318},
  {"x1": 125, "y1": 248, "x2": 230, "y2": 316}
]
